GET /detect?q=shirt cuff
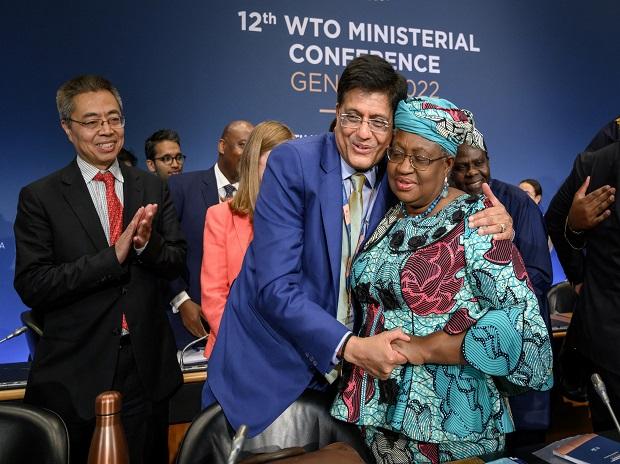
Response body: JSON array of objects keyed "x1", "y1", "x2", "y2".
[
  {"x1": 170, "y1": 291, "x2": 191, "y2": 313},
  {"x1": 332, "y1": 331, "x2": 352, "y2": 365},
  {"x1": 134, "y1": 241, "x2": 148, "y2": 255}
]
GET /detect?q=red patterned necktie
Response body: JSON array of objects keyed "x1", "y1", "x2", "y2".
[{"x1": 93, "y1": 171, "x2": 129, "y2": 332}]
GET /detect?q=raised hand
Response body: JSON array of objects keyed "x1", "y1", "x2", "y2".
[
  {"x1": 115, "y1": 206, "x2": 144, "y2": 264},
  {"x1": 469, "y1": 183, "x2": 514, "y2": 240},
  {"x1": 567, "y1": 176, "x2": 615, "y2": 231},
  {"x1": 133, "y1": 203, "x2": 158, "y2": 249}
]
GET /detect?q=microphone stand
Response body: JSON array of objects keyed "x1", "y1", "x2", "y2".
[
  {"x1": 0, "y1": 326, "x2": 27, "y2": 344},
  {"x1": 591, "y1": 373, "x2": 620, "y2": 437}
]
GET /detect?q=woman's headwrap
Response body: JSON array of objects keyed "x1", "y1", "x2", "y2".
[{"x1": 393, "y1": 96, "x2": 485, "y2": 156}]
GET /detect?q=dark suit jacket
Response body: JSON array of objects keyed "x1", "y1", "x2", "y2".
[
  {"x1": 13, "y1": 159, "x2": 185, "y2": 422},
  {"x1": 167, "y1": 167, "x2": 219, "y2": 348},
  {"x1": 203, "y1": 134, "x2": 395, "y2": 436},
  {"x1": 585, "y1": 116, "x2": 620, "y2": 152},
  {"x1": 546, "y1": 142, "x2": 620, "y2": 375}
]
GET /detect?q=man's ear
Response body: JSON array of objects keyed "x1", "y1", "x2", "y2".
[
  {"x1": 217, "y1": 139, "x2": 226, "y2": 156},
  {"x1": 146, "y1": 159, "x2": 156, "y2": 173},
  {"x1": 61, "y1": 120, "x2": 73, "y2": 142}
]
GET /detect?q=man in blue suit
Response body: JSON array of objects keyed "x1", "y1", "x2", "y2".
[
  {"x1": 203, "y1": 56, "x2": 514, "y2": 440},
  {"x1": 167, "y1": 120, "x2": 254, "y2": 349}
]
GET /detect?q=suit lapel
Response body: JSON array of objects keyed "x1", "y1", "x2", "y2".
[
  {"x1": 201, "y1": 167, "x2": 219, "y2": 208},
  {"x1": 319, "y1": 136, "x2": 343, "y2": 298},
  {"x1": 364, "y1": 161, "x2": 392, "y2": 246},
  {"x1": 121, "y1": 165, "x2": 144, "y2": 227},
  {"x1": 61, "y1": 161, "x2": 109, "y2": 250}
]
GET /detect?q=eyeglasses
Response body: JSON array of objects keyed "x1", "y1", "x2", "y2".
[
  {"x1": 66, "y1": 115, "x2": 125, "y2": 130},
  {"x1": 153, "y1": 154, "x2": 186, "y2": 165},
  {"x1": 339, "y1": 113, "x2": 391, "y2": 134},
  {"x1": 386, "y1": 147, "x2": 447, "y2": 171}
]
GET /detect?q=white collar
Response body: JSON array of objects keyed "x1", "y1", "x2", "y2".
[
  {"x1": 77, "y1": 156, "x2": 124, "y2": 184},
  {"x1": 214, "y1": 162, "x2": 239, "y2": 191},
  {"x1": 339, "y1": 156, "x2": 377, "y2": 188}
]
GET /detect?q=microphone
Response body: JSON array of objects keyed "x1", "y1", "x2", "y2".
[
  {"x1": 591, "y1": 373, "x2": 620, "y2": 436},
  {"x1": 227, "y1": 424, "x2": 247, "y2": 464},
  {"x1": 0, "y1": 326, "x2": 27, "y2": 344}
]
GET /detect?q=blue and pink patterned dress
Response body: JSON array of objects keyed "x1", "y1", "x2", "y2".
[{"x1": 331, "y1": 194, "x2": 553, "y2": 464}]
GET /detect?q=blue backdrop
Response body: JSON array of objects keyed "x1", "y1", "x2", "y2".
[{"x1": 2, "y1": 1, "x2": 619, "y2": 362}]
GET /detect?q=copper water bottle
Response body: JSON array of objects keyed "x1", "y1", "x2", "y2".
[{"x1": 87, "y1": 391, "x2": 129, "y2": 464}]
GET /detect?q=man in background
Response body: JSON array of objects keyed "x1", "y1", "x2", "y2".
[
  {"x1": 167, "y1": 120, "x2": 254, "y2": 349},
  {"x1": 145, "y1": 128, "x2": 185, "y2": 179},
  {"x1": 13, "y1": 75, "x2": 185, "y2": 463},
  {"x1": 546, "y1": 139, "x2": 619, "y2": 432}
]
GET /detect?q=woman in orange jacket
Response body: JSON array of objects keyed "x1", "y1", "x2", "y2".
[{"x1": 201, "y1": 121, "x2": 294, "y2": 358}]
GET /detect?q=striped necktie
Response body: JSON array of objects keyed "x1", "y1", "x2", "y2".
[{"x1": 326, "y1": 173, "x2": 365, "y2": 383}]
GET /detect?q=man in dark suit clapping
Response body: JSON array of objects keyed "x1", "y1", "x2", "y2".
[{"x1": 13, "y1": 75, "x2": 186, "y2": 463}]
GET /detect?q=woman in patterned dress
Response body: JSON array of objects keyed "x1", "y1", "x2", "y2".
[{"x1": 331, "y1": 97, "x2": 553, "y2": 463}]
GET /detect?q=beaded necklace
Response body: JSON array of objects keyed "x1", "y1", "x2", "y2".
[{"x1": 401, "y1": 186, "x2": 445, "y2": 222}]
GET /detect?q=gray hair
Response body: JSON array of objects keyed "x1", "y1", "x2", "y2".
[{"x1": 56, "y1": 75, "x2": 123, "y2": 121}]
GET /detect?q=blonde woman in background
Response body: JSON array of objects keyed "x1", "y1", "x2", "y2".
[{"x1": 201, "y1": 121, "x2": 294, "y2": 358}]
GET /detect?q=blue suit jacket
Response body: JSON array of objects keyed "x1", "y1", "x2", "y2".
[
  {"x1": 203, "y1": 134, "x2": 394, "y2": 436},
  {"x1": 168, "y1": 167, "x2": 219, "y2": 348}
]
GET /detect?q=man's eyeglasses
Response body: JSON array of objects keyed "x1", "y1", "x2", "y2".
[
  {"x1": 339, "y1": 113, "x2": 391, "y2": 134},
  {"x1": 66, "y1": 115, "x2": 125, "y2": 130},
  {"x1": 154, "y1": 154, "x2": 186, "y2": 165},
  {"x1": 386, "y1": 147, "x2": 447, "y2": 171}
]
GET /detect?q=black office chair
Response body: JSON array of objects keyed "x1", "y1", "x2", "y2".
[
  {"x1": 547, "y1": 280, "x2": 578, "y2": 314},
  {"x1": 548, "y1": 281, "x2": 589, "y2": 402},
  {"x1": 20, "y1": 310, "x2": 44, "y2": 360},
  {"x1": 176, "y1": 403, "x2": 232, "y2": 464},
  {"x1": 176, "y1": 391, "x2": 370, "y2": 464},
  {"x1": 0, "y1": 402, "x2": 70, "y2": 464}
]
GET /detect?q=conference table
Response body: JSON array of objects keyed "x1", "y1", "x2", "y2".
[
  {"x1": 550, "y1": 312, "x2": 572, "y2": 339},
  {"x1": 0, "y1": 362, "x2": 207, "y2": 416},
  {"x1": 0, "y1": 361, "x2": 207, "y2": 463}
]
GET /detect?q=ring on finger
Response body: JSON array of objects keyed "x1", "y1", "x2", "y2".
[{"x1": 499, "y1": 223, "x2": 506, "y2": 233}]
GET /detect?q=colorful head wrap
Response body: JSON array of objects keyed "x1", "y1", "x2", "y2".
[{"x1": 393, "y1": 96, "x2": 484, "y2": 156}]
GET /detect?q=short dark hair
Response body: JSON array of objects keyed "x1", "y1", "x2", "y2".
[
  {"x1": 56, "y1": 75, "x2": 122, "y2": 121},
  {"x1": 144, "y1": 129, "x2": 181, "y2": 160},
  {"x1": 520, "y1": 178, "x2": 542, "y2": 197},
  {"x1": 337, "y1": 55, "x2": 407, "y2": 113}
]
